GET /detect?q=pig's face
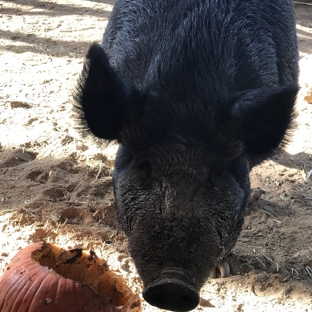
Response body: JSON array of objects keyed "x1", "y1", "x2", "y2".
[
  {"x1": 76, "y1": 29, "x2": 298, "y2": 311},
  {"x1": 113, "y1": 143, "x2": 250, "y2": 310}
]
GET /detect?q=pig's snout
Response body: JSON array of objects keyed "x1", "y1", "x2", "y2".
[{"x1": 143, "y1": 269, "x2": 200, "y2": 311}]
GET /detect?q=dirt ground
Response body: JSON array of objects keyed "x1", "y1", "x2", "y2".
[{"x1": 0, "y1": 1, "x2": 312, "y2": 311}]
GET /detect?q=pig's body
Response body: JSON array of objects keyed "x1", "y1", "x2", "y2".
[{"x1": 75, "y1": 0, "x2": 298, "y2": 310}]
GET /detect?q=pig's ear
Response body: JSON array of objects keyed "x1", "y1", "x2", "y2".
[
  {"x1": 232, "y1": 83, "x2": 298, "y2": 159},
  {"x1": 74, "y1": 43, "x2": 143, "y2": 140}
]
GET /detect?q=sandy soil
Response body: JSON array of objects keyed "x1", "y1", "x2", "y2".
[{"x1": 0, "y1": 1, "x2": 312, "y2": 311}]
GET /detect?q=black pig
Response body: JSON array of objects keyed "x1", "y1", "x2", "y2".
[{"x1": 75, "y1": 0, "x2": 298, "y2": 310}]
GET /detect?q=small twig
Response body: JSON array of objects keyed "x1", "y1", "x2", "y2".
[
  {"x1": 292, "y1": 196, "x2": 312, "y2": 201},
  {"x1": 19, "y1": 213, "x2": 24, "y2": 223},
  {"x1": 23, "y1": 208, "x2": 35, "y2": 217},
  {"x1": 273, "y1": 219, "x2": 281, "y2": 224},
  {"x1": 258, "y1": 208, "x2": 281, "y2": 223},
  {"x1": 258, "y1": 208, "x2": 276, "y2": 218},
  {"x1": 291, "y1": 268, "x2": 299, "y2": 276},
  {"x1": 0, "y1": 208, "x2": 18, "y2": 216},
  {"x1": 263, "y1": 254, "x2": 274, "y2": 264},
  {"x1": 65, "y1": 201, "x2": 88, "y2": 206},
  {"x1": 57, "y1": 218, "x2": 68, "y2": 229},
  {"x1": 302, "y1": 169, "x2": 312, "y2": 182},
  {"x1": 51, "y1": 214, "x2": 60, "y2": 222},
  {"x1": 256, "y1": 257, "x2": 267, "y2": 269},
  {"x1": 294, "y1": 1, "x2": 312, "y2": 6},
  {"x1": 305, "y1": 266, "x2": 312, "y2": 278},
  {"x1": 276, "y1": 263, "x2": 279, "y2": 273},
  {"x1": 93, "y1": 162, "x2": 103, "y2": 182}
]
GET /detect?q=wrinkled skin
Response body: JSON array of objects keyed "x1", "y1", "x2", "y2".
[
  {"x1": 75, "y1": 0, "x2": 299, "y2": 310},
  {"x1": 114, "y1": 143, "x2": 250, "y2": 286}
]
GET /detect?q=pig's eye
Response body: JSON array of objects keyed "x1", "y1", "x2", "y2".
[{"x1": 137, "y1": 160, "x2": 152, "y2": 175}]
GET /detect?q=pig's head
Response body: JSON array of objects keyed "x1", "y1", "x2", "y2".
[
  {"x1": 75, "y1": 44, "x2": 298, "y2": 311},
  {"x1": 113, "y1": 143, "x2": 250, "y2": 310}
]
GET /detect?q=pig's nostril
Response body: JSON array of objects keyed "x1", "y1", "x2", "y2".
[
  {"x1": 149, "y1": 293, "x2": 164, "y2": 304},
  {"x1": 143, "y1": 278, "x2": 199, "y2": 311},
  {"x1": 180, "y1": 294, "x2": 192, "y2": 305}
]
